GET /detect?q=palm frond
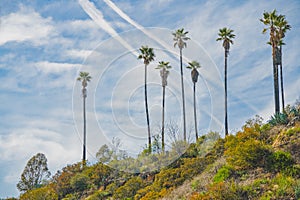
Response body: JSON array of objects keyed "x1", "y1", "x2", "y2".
[
  {"x1": 138, "y1": 45, "x2": 155, "y2": 65},
  {"x1": 172, "y1": 28, "x2": 190, "y2": 49},
  {"x1": 186, "y1": 60, "x2": 201, "y2": 69},
  {"x1": 156, "y1": 61, "x2": 172, "y2": 70},
  {"x1": 217, "y1": 27, "x2": 235, "y2": 51}
]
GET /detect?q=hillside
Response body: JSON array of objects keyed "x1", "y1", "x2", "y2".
[{"x1": 12, "y1": 103, "x2": 300, "y2": 200}]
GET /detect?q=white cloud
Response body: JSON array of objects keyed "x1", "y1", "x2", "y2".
[
  {"x1": 0, "y1": 6, "x2": 56, "y2": 46},
  {"x1": 65, "y1": 49, "x2": 94, "y2": 60},
  {"x1": 35, "y1": 61, "x2": 81, "y2": 74},
  {"x1": 1, "y1": 0, "x2": 300, "y2": 198},
  {"x1": 0, "y1": 113, "x2": 81, "y2": 188}
]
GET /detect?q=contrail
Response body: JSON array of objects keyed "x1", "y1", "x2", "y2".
[
  {"x1": 103, "y1": 0, "x2": 176, "y2": 56},
  {"x1": 79, "y1": 0, "x2": 224, "y2": 132},
  {"x1": 102, "y1": 0, "x2": 224, "y2": 129},
  {"x1": 78, "y1": 0, "x2": 138, "y2": 56}
]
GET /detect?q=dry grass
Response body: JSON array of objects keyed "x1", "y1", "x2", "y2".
[{"x1": 160, "y1": 157, "x2": 226, "y2": 200}]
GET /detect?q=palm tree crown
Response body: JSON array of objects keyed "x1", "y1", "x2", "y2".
[
  {"x1": 156, "y1": 61, "x2": 172, "y2": 70},
  {"x1": 275, "y1": 14, "x2": 291, "y2": 43},
  {"x1": 77, "y1": 72, "x2": 91, "y2": 86},
  {"x1": 261, "y1": 10, "x2": 279, "y2": 46},
  {"x1": 172, "y1": 28, "x2": 190, "y2": 50},
  {"x1": 77, "y1": 71, "x2": 92, "y2": 97},
  {"x1": 260, "y1": 10, "x2": 291, "y2": 49},
  {"x1": 216, "y1": 27, "x2": 235, "y2": 56},
  {"x1": 156, "y1": 61, "x2": 171, "y2": 87},
  {"x1": 187, "y1": 61, "x2": 201, "y2": 83},
  {"x1": 138, "y1": 46, "x2": 155, "y2": 65}
]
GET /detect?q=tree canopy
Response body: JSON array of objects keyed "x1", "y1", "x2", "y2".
[{"x1": 17, "y1": 153, "x2": 51, "y2": 192}]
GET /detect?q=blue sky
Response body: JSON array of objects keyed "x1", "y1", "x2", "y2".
[{"x1": 0, "y1": 0, "x2": 300, "y2": 198}]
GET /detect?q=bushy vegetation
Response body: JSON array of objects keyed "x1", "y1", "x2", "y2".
[{"x1": 14, "y1": 102, "x2": 300, "y2": 200}]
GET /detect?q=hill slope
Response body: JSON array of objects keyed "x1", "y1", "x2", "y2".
[{"x1": 15, "y1": 105, "x2": 300, "y2": 200}]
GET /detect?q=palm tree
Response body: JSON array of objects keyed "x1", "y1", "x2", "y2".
[
  {"x1": 138, "y1": 45, "x2": 155, "y2": 153},
  {"x1": 275, "y1": 14, "x2": 291, "y2": 112},
  {"x1": 77, "y1": 71, "x2": 92, "y2": 164},
  {"x1": 172, "y1": 28, "x2": 190, "y2": 141},
  {"x1": 186, "y1": 61, "x2": 201, "y2": 141},
  {"x1": 260, "y1": 10, "x2": 280, "y2": 114},
  {"x1": 216, "y1": 27, "x2": 235, "y2": 136},
  {"x1": 156, "y1": 61, "x2": 171, "y2": 152}
]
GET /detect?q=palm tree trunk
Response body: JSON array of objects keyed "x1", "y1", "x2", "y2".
[
  {"x1": 145, "y1": 64, "x2": 151, "y2": 152},
  {"x1": 279, "y1": 45, "x2": 285, "y2": 112},
  {"x1": 83, "y1": 94, "x2": 86, "y2": 165},
  {"x1": 193, "y1": 82, "x2": 198, "y2": 140},
  {"x1": 162, "y1": 86, "x2": 165, "y2": 152},
  {"x1": 272, "y1": 47, "x2": 280, "y2": 114},
  {"x1": 224, "y1": 51, "x2": 229, "y2": 136},
  {"x1": 180, "y1": 49, "x2": 187, "y2": 141}
]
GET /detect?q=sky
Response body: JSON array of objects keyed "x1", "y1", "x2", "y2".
[{"x1": 0, "y1": 0, "x2": 299, "y2": 198}]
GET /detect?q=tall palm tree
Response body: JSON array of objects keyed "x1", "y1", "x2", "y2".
[
  {"x1": 275, "y1": 14, "x2": 291, "y2": 112},
  {"x1": 186, "y1": 61, "x2": 201, "y2": 141},
  {"x1": 156, "y1": 61, "x2": 171, "y2": 152},
  {"x1": 77, "y1": 71, "x2": 92, "y2": 164},
  {"x1": 138, "y1": 45, "x2": 155, "y2": 153},
  {"x1": 260, "y1": 10, "x2": 280, "y2": 114},
  {"x1": 216, "y1": 27, "x2": 235, "y2": 136},
  {"x1": 172, "y1": 28, "x2": 190, "y2": 141}
]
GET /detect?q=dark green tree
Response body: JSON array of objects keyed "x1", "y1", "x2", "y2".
[
  {"x1": 172, "y1": 28, "x2": 190, "y2": 141},
  {"x1": 138, "y1": 45, "x2": 155, "y2": 152},
  {"x1": 96, "y1": 144, "x2": 113, "y2": 164},
  {"x1": 216, "y1": 27, "x2": 235, "y2": 136},
  {"x1": 17, "y1": 153, "x2": 51, "y2": 192}
]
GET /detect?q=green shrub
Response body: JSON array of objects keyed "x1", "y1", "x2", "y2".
[
  {"x1": 242, "y1": 178, "x2": 270, "y2": 199},
  {"x1": 271, "y1": 173, "x2": 296, "y2": 198},
  {"x1": 70, "y1": 173, "x2": 90, "y2": 192},
  {"x1": 86, "y1": 191, "x2": 110, "y2": 200},
  {"x1": 267, "y1": 150, "x2": 294, "y2": 173},
  {"x1": 113, "y1": 176, "x2": 145, "y2": 199},
  {"x1": 225, "y1": 137, "x2": 271, "y2": 170},
  {"x1": 62, "y1": 193, "x2": 79, "y2": 200},
  {"x1": 213, "y1": 165, "x2": 233, "y2": 183},
  {"x1": 20, "y1": 186, "x2": 58, "y2": 200},
  {"x1": 201, "y1": 181, "x2": 245, "y2": 200},
  {"x1": 285, "y1": 126, "x2": 300, "y2": 136},
  {"x1": 52, "y1": 162, "x2": 82, "y2": 198},
  {"x1": 295, "y1": 183, "x2": 300, "y2": 200},
  {"x1": 268, "y1": 112, "x2": 289, "y2": 126},
  {"x1": 191, "y1": 179, "x2": 200, "y2": 191},
  {"x1": 284, "y1": 165, "x2": 300, "y2": 178}
]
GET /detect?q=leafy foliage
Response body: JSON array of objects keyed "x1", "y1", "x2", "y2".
[
  {"x1": 51, "y1": 163, "x2": 82, "y2": 198},
  {"x1": 225, "y1": 135, "x2": 271, "y2": 170},
  {"x1": 113, "y1": 176, "x2": 145, "y2": 199},
  {"x1": 70, "y1": 173, "x2": 90, "y2": 192},
  {"x1": 20, "y1": 186, "x2": 58, "y2": 200},
  {"x1": 269, "y1": 112, "x2": 289, "y2": 126},
  {"x1": 213, "y1": 165, "x2": 233, "y2": 183},
  {"x1": 15, "y1": 108, "x2": 300, "y2": 200},
  {"x1": 17, "y1": 153, "x2": 51, "y2": 192},
  {"x1": 267, "y1": 150, "x2": 294, "y2": 172}
]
